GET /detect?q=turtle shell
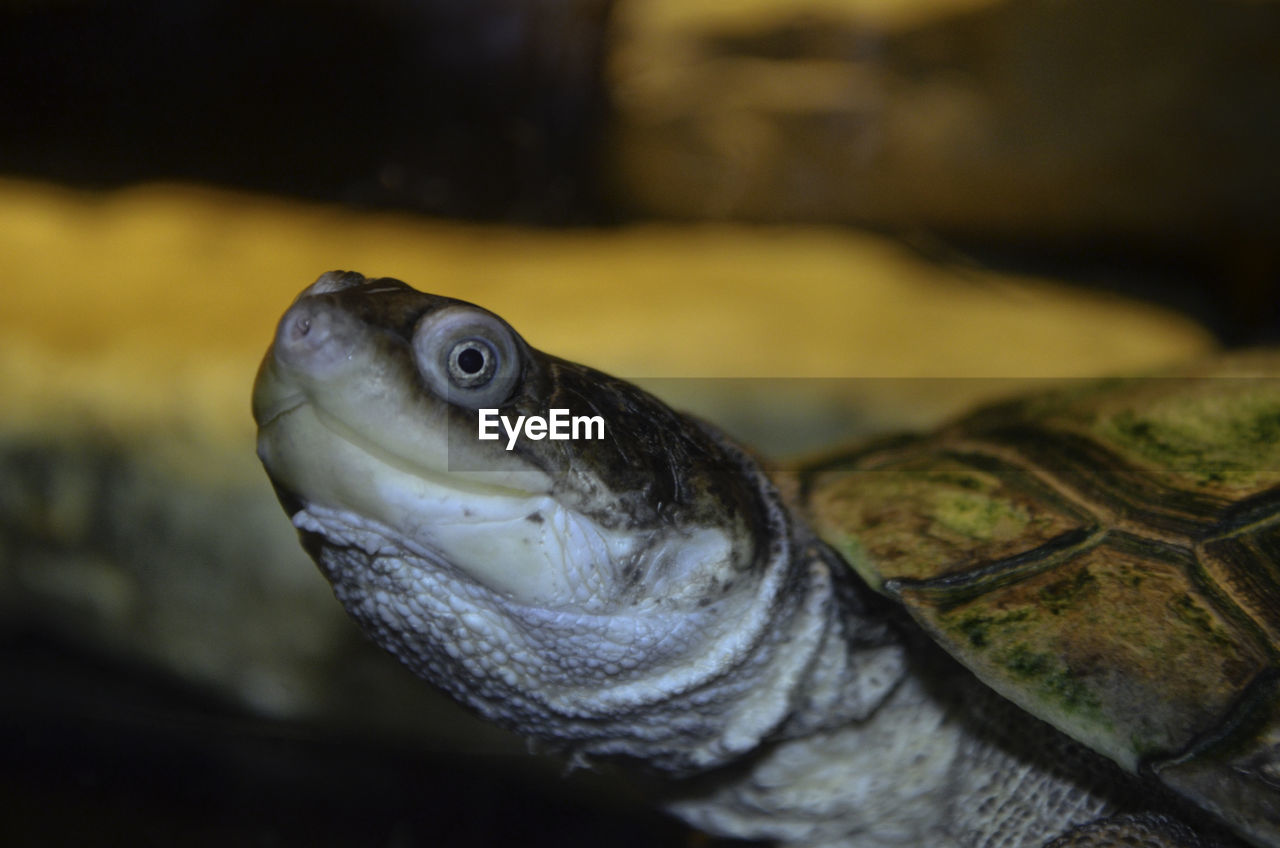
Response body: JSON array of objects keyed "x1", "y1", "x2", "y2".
[{"x1": 800, "y1": 352, "x2": 1280, "y2": 845}]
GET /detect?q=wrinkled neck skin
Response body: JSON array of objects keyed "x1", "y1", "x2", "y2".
[{"x1": 292, "y1": 421, "x2": 907, "y2": 776}]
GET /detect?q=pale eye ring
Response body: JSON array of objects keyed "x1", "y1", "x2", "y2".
[
  {"x1": 412, "y1": 304, "x2": 521, "y2": 409},
  {"x1": 448, "y1": 338, "x2": 497, "y2": 388}
]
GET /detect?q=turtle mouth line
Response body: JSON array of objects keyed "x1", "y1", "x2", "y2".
[
  {"x1": 255, "y1": 393, "x2": 307, "y2": 428},
  {"x1": 288, "y1": 399, "x2": 549, "y2": 502}
]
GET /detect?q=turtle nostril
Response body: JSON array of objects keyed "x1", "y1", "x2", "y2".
[{"x1": 275, "y1": 300, "x2": 340, "y2": 368}]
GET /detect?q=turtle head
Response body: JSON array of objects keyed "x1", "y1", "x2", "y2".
[
  {"x1": 254, "y1": 272, "x2": 868, "y2": 769},
  {"x1": 255, "y1": 272, "x2": 900, "y2": 772},
  {"x1": 254, "y1": 270, "x2": 770, "y2": 610}
]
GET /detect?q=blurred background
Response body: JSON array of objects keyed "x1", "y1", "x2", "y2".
[{"x1": 1, "y1": 0, "x2": 1277, "y2": 844}]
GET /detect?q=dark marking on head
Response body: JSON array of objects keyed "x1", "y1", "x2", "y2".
[{"x1": 525, "y1": 512, "x2": 544, "y2": 523}]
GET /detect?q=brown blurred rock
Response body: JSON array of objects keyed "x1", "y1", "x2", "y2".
[{"x1": 609, "y1": 0, "x2": 1280, "y2": 253}]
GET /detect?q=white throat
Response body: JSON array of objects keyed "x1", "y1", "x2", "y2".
[{"x1": 291, "y1": 468, "x2": 908, "y2": 775}]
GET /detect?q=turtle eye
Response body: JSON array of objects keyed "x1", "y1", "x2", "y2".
[
  {"x1": 413, "y1": 305, "x2": 520, "y2": 408},
  {"x1": 447, "y1": 338, "x2": 497, "y2": 388}
]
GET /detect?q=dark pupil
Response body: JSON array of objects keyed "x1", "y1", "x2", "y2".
[{"x1": 457, "y1": 346, "x2": 486, "y2": 374}]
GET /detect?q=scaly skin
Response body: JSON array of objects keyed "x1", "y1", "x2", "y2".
[{"x1": 253, "y1": 272, "x2": 1243, "y2": 847}]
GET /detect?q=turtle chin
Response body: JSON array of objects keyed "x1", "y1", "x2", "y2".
[{"x1": 290, "y1": 499, "x2": 760, "y2": 734}]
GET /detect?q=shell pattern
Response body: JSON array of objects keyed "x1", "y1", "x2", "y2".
[{"x1": 801, "y1": 356, "x2": 1280, "y2": 844}]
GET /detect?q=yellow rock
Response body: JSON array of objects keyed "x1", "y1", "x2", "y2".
[{"x1": 0, "y1": 178, "x2": 1212, "y2": 452}]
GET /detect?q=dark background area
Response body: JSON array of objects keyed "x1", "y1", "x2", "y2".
[
  {"x1": 1, "y1": 630, "x2": 697, "y2": 847},
  {"x1": 0, "y1": 0, "x2": 612, "y2": 222}
]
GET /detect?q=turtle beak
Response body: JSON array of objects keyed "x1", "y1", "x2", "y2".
[{"x1": 251, "y1": 353, "x2": 306, "y2": 428}]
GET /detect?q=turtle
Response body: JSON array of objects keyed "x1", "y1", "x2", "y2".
[{"x1": 252, "y1": 271, "x2": 1280, "y2": 848}]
